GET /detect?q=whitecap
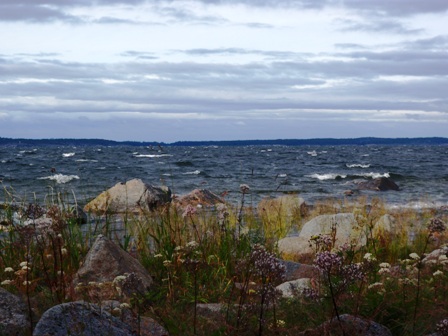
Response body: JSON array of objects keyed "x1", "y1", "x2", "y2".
[
  {"x1": 362, "y1": 172, "x2": 390, "y2": 179},
  {"x1": 134, "y1": 154, "x2": 173, "y2": 158},
  {"x1": 277, "y1": 174, "x2": 287, "y2": 178},
  {"x1": 38, "y1": 174, "x2": 80, "y2": 184},
  {"x1": 62, "y1": 153, "x2": 75, "y2": 158},
  {"x1": 307, "y1": 150, "x2": 317, "y2": 156},
  {"x1": 308, "y1": 173, "x2": 347, "y2": 180},
  {"x1": 346, "y1": 164, "x2": 371, "y2": 168},
  {"x1": 76, "y1": 159, "x2": 98, "y2": 162},
  {"x1": 183, "y1": 170, "x2": 201, "y2": 175}
]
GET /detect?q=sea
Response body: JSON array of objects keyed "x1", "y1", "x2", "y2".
[{"x1": 0, "y1": 144, "x2": 447, "y2": 210}]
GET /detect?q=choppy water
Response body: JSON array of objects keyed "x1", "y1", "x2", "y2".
[{"x1": 0, "y1": 144, "x2": 447, "y2": 209}]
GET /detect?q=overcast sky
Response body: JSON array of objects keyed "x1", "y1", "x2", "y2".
[{"x1": 1, "y1": 0, "x2": 447, "y2": 142}]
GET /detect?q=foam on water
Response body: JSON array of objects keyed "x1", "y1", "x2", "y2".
[
  {"x1": 346, "y1": 164, "x2": 371, "y2": 168},
  {"x1": 134, "y1": 154, "x2": 173, "y2": 158},
  {"x1": 183, "y1": 170, "x2": 201, "y2": 175},
  {"x1": 62, "y1": 153, "x2": 75, "y2": 158},
  {"x1": 308, "y1": 173, "x2": 347, "y2": 180},
  {"x1": 38, "y1": 174, "x2": 80, "y2": 184}
]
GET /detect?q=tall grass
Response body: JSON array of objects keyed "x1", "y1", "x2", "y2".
[{"x1": 0, "y1": 186, "x2": 447, "y2": 335}]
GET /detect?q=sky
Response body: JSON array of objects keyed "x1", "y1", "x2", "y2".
[{"x1": 0, "y1": 0, "x2": 447, "y2": 142}]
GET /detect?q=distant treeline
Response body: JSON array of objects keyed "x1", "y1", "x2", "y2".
[{"x1": 1, "y1": 137, "x2": 447, "y2": 147}]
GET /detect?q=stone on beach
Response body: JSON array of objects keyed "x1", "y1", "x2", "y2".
[
  {"x1": 0, "y1": 287, "x2": 30, "y2": 336},
  {"x1": 174, "y1": 188, "x2": 224, "y2": 209},
  {"x1": 72, "y1": 235, "x2": 153, "y2": 300},
  {"x1": 299, "y1": 314, "x2": 393, "y2": 336},
  {"x1": 84, "y1": 178, "x2": 171, "y2": 214},
  {"x1": 278, "y1": 213, "x2": 366, "y2": 257},
  {"x1": 356, "y1": 177, "x2": 399, "y2": 191},
  {"x1": 33, "y1": 301, "x2": 134, "y2": 336}
]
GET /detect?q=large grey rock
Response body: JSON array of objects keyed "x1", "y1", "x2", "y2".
[
  {"x1": 299, "y1": 314, "x2": 392, "y2": 336},
  {"x1": 278, "y1": 259, "x2": 317, "y2": 281},
  {"x1": 175, "y1": 189, "x2": 224, "y2": 209},
  {"x1": 101, "y1": 301, "x2": 168, "y2": 336},
  {"x1": 356, "y1": 177, "x2": 399, "y2": 191},
  {"x1": 278, "y1": 213, "x2": 366, "y2": 257},
  {"x1": 276, "y1": 278, "x2": 312, "y2": 298},
  {"x1": 33, "y1": 301, "x2": 133, "y2": 336},
  {"x1": 84, "y1": 179, "x2": 171, "y2": 214},
  {"x1": 372, "y1": 214, "x2": 398, "y2": 237},
  {"x1": 73, "y1": 235, "x2": 153, "y2": 300},
  {"x1": 0, "y1": 287, "x2": 30, "y2": 336}
]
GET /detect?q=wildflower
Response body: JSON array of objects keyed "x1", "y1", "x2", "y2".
[
  {"x1": 4, "y1": 267, "x2": 14, "y2": 273},
  {"x1": 428, "y1": 218, "x2": 446, "y2": 234},
  {"x1": 379, "y1": 262, "x2": 391, "y2": 269},
  {"x1": 368, "y1": 282, "x2": 383, "y2": 290},
  {"x1": 174, "y1": 246, "x2": 183, "y2": 251},
  {"x1": 433, "y1": 270, "x2": 444, "y2": 277},
  {"x1": 363, "y1": 253, "x2": 376, "y2": 262},
  {"x1": 239, "y1": 184, "x2": 250, "y2": 194},
  {"x1": 19, "y1": 261, "x2": 28, "y2": 267},
  {"x1": 409, "y1": 253, "x2": 420, "y2": 260},
  {"x1": 120, "y1": 303, "x2": 131, "y2": 309},
  {"x1": 22, "y1": 281, "x2": 31, "y2": 286},
  {"x1": 21, "y1": 266, "x2": 30, "y2": 271},
  {"x1": 315, "y1": 251, "x2": 343, "y2": 273},
  {"x1": 113, "y1": 275, "x2": 127, "y2": 284},
  {"x1": 112, "y1": 307, "x2": 121, "y2": 316},
  {"x1": 154, "y1": 254, "x2": 163, "y2": 258},
  {"x1": 378, "y1": 268, "x2": 390, "y2": 275},
  {"x1": 182, "y1": 205, "x2": 197, "y2": 218},
  {"x1": 186, "y1": 241, "x2": 198, "y2": 249},
  {"x1": 1, "y1": 280, "x2": 12, "y2": 285},
  {"x1": 436, "y1": 318, "x2": 448, "y2": 335},
  {"x1": 163, "y1": 260, "x2": 172, "y2": 267},
  {"x1": 61, "y1": 248, "x2": 68, "y2": 256},
  {"x1": 274, "y1": 320, "x2": 286, "y2": 328}
]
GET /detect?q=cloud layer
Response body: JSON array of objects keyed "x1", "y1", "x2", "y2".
[{"x1": 1, "y1": 0, "x2": 447, "y2": 141}]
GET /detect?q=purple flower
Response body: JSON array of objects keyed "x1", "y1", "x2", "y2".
[
  {"x1": 182, "y1": 205, "x2": 197, "y2": 218},
  {"x1": 428, "y1": 218, "x2": 446, "y2": 234},
  {"x1": 314, "y1": 251, "x2": 343, "y2": 273}
]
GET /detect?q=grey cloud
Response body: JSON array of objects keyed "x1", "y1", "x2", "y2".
[
  {"x1": 0, "y1": 4, "x2": 81, "y2": 23},
  {"x1": 335, "y1": 18, "x2": 423, "y2": 35}
]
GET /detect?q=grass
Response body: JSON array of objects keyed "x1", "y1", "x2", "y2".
[{"x1": 0, "y1": 186, "x2": 447, "y2": 335}]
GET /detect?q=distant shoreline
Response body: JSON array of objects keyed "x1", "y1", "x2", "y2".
[{"x1": 1, "y1": 136, "x2": 448, "y2": 147}]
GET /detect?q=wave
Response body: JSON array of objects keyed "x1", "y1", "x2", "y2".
[
  {"x1": 307, "y1": 150, "x2": 317, "y2": 156},
  {"x1": 308, "y1": 173, "x2": 347, "y2": 180},
  {"x1": 38, "y1": 174, "x2": 80, "y2": 184},
  {"x1": 62, "y1": 153, "x2": 75, "y2": 158},
  {"x1": 358, "y1": 172, "x2": 390, "y2": 179},
  {"x1": 346, "y1": 163, "x2": 371, "y2": 168},
  {"x1": 134, "y1": 154, "x2": 173, "y2": 158},
  {"x1": 76, "y1": 159, "x2": 98, "y2": 162},
  {"x1": 183, "y1": 170, "x2": 201, "y2": 175}
]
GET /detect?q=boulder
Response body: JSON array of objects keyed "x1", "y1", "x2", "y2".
[
  {"x1": 276, "y1": 278, "x2": 312, "y2": 298},
  {"x1": 299, "y1": 314, "x2": 392, "y2": 336},
  {"x1": 278, "y1": 259, "x2": 317, "y2": 281},
  {"x1": 101, "y1": 301, "x2": 168, "y2": 336},
  {"x1": 278, "y1": 213, "x2": 366, "y2": 257},
  {"x1": 73, "y1": 235, "x2": 153, "y2": 300},
  {"x1": 356, "y1": 177, "x2": 399, "y2": 191},
  {"x1": 372, "y1": 214, "x2": 398, "y2": 237},
  {"x1": 0, "y1": 287, "x2": 30, "y2": 335},
  {"x1": 175, "y1": 189, "x2": 224, "y2": 209},
  {"x1": 84, "y1": 179, "x2": 171, "y2": 214},
  {"x1": 33, "y1": 301, "x2": 133, "y2": 336}
]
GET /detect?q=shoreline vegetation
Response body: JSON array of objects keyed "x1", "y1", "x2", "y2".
[
  {"x1": 1, "y1": 136, "x2": 448, "y2": 147},
  {"x1": 1, "y1": 181, "x2": 448, "y2": 335}
]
